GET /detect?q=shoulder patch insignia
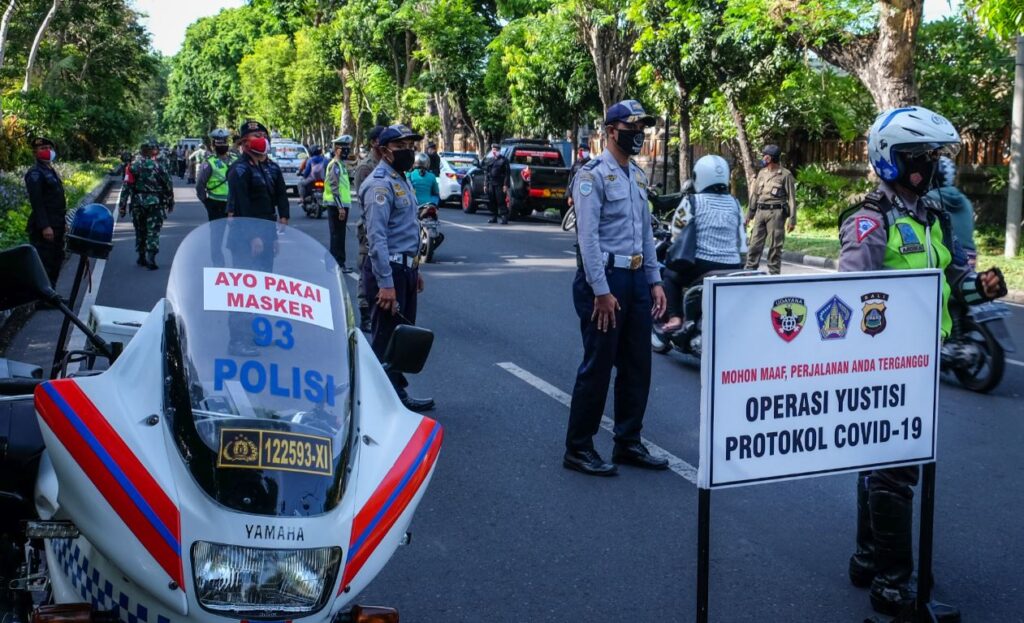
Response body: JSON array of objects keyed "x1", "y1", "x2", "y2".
[
  {"x1": 374, "y1": 189, "x2": 387, "y2": 205},
  {"x1": 579, "y1": 180, "x2": 594, "y2": 197},
  {"x1": 855, "y1": 216, "x2": 880, "y2": 242}
]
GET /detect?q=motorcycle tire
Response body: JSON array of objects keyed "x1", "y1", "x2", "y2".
[
  {"x1": 461, "y1": 186, "x2": 477, "y2": 214},
  {"x1": 561, "y1": 206, "x2": 576, "y2": 232},
  {"x1": 953, "y1": 319, "x2": 1005, "y2": 393},
  {"x1": 315, "y1": 205, "x2": 324, "y2": 219},
  {"x1": 419, "y1": 227, "x2": 434, "y2": 264}
]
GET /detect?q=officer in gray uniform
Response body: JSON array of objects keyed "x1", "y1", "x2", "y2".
[
  {"x1": 565, "y1": 100, "x2": 668, "y2": 476},
  {"x1": 360, "y1": 124, "x2": 434, "y2": 413}
]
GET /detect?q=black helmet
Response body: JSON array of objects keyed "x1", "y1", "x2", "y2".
[
  {"x1": 761, "y1": 144, "x2": 782, "y2": 160},
  {"x1": 309, "y1": 145, "x2": 323, "y2": 156}
]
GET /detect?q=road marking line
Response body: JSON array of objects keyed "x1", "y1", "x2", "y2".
[
  {"x1": 496, "y1": 362, "x2": 698, "y2": 484},
  {"x1": 439, "y1": 219, "x2": 484, "y2": 232},
  {"x1": 1008, "y1": 358, "x2": 1024, "y2": 368}
]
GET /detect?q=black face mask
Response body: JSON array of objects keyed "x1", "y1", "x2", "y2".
[
  {"x1": 390, "y1": 148, "x2": 415, "y2": 173},
  {"x1": 897, "y1": 152, "x2": 938, "y2": 197},
  {"x1": 614, "y1": 129, "x2": 644, "y2": 156},
  {"x1": 340, "y1": 147, "x2": 351, "y2": 159},
  {"x1": 215, "y1": 145, "x2": 229, "y2": 155}
]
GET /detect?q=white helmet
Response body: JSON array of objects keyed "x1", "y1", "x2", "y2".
[
  {"x1": 867, "y1": 106, "x2": 959, "y2": 193},
  {"x1": 693, "y1": 155, "x2": 729, "y2": 193}
]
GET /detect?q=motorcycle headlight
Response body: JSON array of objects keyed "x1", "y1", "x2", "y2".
[{"x1": 191, "y1": 541, "x2": 342, "y2": 617}]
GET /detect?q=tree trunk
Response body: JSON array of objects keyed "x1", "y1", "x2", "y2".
[
  {"x1": 1006, "y1": 34, "x2": 1023, "y2": 258},
  {"x1": 725, "y1": 93, "x2": 756, "y2": 194},
  {"x1": 435, "y1": 92, "x2": 455, "y2": 151},
  {"x1": 809, "y1": 0, "x2": 921, "y2": 109},
  {"x1": 574, "y1": 4, "x2": 636, "y2": 114},
  {"x1": 676, "y1": 82, "x2": 692, "y2": 183},
  {"x1": 22, "y1": 0, "x2": 59, "y2": 93},
  {"x1": 0, "y1": 0, "x2": 15, "y2": 73}
]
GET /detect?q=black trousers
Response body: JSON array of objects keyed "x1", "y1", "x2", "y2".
[
  {"x1": 566, "y1": 267, "x2": 652, "y2": 452},
  {"x1": 326, "y1": 205, "x2": 348, "y2": 268},
  {"x1": 29, "y1": 227, "x2": 65, "y2": 288},
  {"x1": 487, "y1": 184, "x2": 508, "y2": 218},
  {"x1": 663, "y1": 259, "x2": 742, "y2": 319},
  {"x1": 205, "y1": 199, "x2": 228, "y2": 264},
  {"x1": 362, "y1": 260, "x2": 419, "y2": 395},
  {"x1": 226, "y1": 219, "x2": 277, "y2": 347}
]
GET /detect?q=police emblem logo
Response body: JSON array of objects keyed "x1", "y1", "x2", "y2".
[
  {"x1": 579, "y1": 180, "x2": 594, "y2": 196},
  {"x1": 860, "y1": 292, "x2": 889, "y2": 337},
  {"x1": 770, "y1": 297, "x2": 806, "y2": 342},
  {"x1": 816, "y1": 295, "x2": 853, "y2": 340},
  {"x1": 220, "y1": 431, "x2": 260, "y2": 465},
  {"x1": 895, "y1": 222, "x2": 925, "y2": 254},
  {"x1": 374, "y1": 190, "x2": 387, "y2": 205},
  {"x1": 855, "y1": 216, "x2": 879, "y2": 242}
]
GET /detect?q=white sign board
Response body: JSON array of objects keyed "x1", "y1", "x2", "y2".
[
  {"x1": 697, "y1": 270, "x2": 941, "y2": 489},
  {"x1": 202, "y1": 267, "x2": 334, "y2": 330}
]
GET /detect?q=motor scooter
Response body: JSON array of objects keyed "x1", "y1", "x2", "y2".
[
  {"x1": 302, "y1": 179, "x2": 326, "y2": 219},
  {"x1": 940, "y1": 300, "x2": 1016, "y2": 393},
  {"x1": 417, "y1": 203, "x2": 445, "y2": 263},
  {"x1": 0, "y1": 218, "x2": 443, "y2": 623}
]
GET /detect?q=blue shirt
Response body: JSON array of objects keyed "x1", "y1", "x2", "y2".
[
  {"x1": 300, "y1": 154, "x2": 328, "y2": 179},
  {"x1": 406, "y1": 169, "x2": 440, "y2": 205},
  {"x1": 572, "y1": 149, "x2": 660, "y2": 295},
  {"x1": 360, "y1": 161, "x2": 420, "y2": 288},
  {"x1": 926, "y1": 186, "x2": 975, "y2": 252}
]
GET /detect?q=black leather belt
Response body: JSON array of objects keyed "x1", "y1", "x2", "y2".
[{"x1": 757, "y1": 203, "x2": 784, "y2": 210}]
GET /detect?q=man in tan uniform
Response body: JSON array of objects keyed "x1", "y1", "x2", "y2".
[{"x1": 744, "y1": 144, "x2": 796, "y2": 274}]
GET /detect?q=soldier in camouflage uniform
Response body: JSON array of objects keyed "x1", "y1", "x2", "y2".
[{"x1": 118, "y1": 142, "x2": 174, "y2": 270}]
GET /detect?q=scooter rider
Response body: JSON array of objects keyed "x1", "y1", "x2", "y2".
[
  {"x1": 408, "y1": 153, "x2": 440, "y2": 206},
  {"x1": 840, "y1": 106, "x2": 1006, "y2": 621},
  {"x1": 298, "y1": 145, "x2": 328, "y2": 207},
  {"x1": 661, "y1": 155, "x2": 746, "y2": 333},
  {"x1": 324, "y1": 135, "x2": 353, "y2": 271}
]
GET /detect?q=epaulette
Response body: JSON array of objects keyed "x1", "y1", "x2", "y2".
[
  {"x1": 838, "y1": 189, "x2": 892, "y2": 230},
  {"x1": 372, "y1": 168, "x2": 386, "y2": 178},
  {"x1": 581, "y1": 159, "x2": 600, "y2": 171}
]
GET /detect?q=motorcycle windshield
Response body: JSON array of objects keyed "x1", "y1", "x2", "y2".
[{"x1": 165, "y1": 218, "x2": 356, "y2": 516}]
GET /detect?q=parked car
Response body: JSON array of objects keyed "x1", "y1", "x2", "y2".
[
  {"x1": 460, "y1": 139, "x2": 570, "y2": 219},
  {"x1": 270, "y1": 141, "x2": 309, "y2": 195},
  {"x1": 439, "y1": 152, "x2": 479, "y2": 206}
]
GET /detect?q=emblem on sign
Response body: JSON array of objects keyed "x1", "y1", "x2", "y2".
[
  {"x1": 860, "y1": 292, "x2": 889, "y2": 337},
  {"x1": 816, "y1": 295, "x2": 852, "y2": 340},
  {"x1": 221, "y1": 432, "x2": 260, "y2": 465},
  {"x1": 770, "y1": 297, "x2": 806, "y2": 342}
]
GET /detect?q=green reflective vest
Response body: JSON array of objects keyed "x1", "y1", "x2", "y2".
[
  {"x1": 323, "y1": 158, "x2": 350, "y2": 206},
  {"x1": 206, "y1": 155, "x2": 232, "y2": 201},
  {"x1": 882, "y1": 213, "x2": 953, "y2": 338}
]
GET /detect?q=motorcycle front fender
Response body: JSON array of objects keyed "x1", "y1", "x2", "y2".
[{"x1": 976, "y1": 317, "x2": 1017, "y2": 353}]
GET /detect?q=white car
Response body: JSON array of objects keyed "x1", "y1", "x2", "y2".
[
  {"x1": 439, "y1": 153, "x2": 479, "y2": 206},
  {"x1": 270, "y1": 141, "x2": 309, "y2": 195}
]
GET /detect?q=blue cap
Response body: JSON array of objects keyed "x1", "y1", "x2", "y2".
[
  {"x1": 378, "y1": 124, "x2": 423, "y2": 146},
  {"x1": 67, "y1": 204, "x2": 114, "y2": 260},
  {"x1": 604, "y1": 100, "x2": 656, "y2": 127}
]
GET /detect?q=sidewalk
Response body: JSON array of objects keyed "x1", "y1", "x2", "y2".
[
  {"x1": 781, "y1": 249, "x2": 1024, "y2": 305},
  {"x1": 0, "y1": 177, "x2": 116, "y2": 369}
]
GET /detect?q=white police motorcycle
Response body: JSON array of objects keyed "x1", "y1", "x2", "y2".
[{"x1": 0, "y1": 212, "x2": 442, "y2": 623}]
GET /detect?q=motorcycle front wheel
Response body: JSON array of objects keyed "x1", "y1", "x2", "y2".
[
  {"x1": 561, "y1": 205, "x2": 576, "y2": 232},
  {"x1": 420, "y1": 226, "x2": 435, "y2": 263},
  {"x1": 953, "y1": 319, "x2": 1005, "y2": 393}
]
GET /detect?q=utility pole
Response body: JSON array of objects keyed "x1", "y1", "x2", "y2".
[{"x1": 1007, "y1": 34, "x2": 1023, "y2": 258}]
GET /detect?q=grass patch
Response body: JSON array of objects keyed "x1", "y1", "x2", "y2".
[
  {"x1": 784, "y1": 225, "x2": 1024, "y2": 291},
  {"x1": 0, "y1": 161, "x2": 112, "y2": 248}
]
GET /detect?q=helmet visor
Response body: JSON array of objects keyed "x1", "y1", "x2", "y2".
[{"x1": 891, "y1": 142, "x2": 960, "y2": 160}]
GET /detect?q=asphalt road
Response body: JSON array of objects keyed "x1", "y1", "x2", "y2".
[{"x1": 86, "y1": 177, "x2": 1024, "y2": 622}]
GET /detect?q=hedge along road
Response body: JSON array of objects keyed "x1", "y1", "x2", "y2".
[{"x1": 87, "y1": 176, "x2": 1024, "y2": 622}]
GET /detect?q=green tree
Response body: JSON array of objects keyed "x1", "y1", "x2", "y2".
[{"x1": 238, "y1": 34, "x2": 296, "y2": 133}]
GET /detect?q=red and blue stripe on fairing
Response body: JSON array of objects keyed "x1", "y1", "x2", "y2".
[
  {"x1": 340, "y1": 417, "x2": 443, "y2": 590},
  {"x1": 35, "y1": 380, "x2": 185, "y2": 591}
]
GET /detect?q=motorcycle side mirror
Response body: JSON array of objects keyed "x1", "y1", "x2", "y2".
[
  {"x1": 381, "y1": 325, "x2": 434, "y2": 375},
  {"x1": 0, "y1": 245, "x2": 59, "y2": 311}
]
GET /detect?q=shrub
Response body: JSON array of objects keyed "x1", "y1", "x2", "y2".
[
  {"x1": 0, "y1": 162, "x2": 109, "y2": 249},
  {"x1": 795, "y1": 165, "x2": 873, "y2": 229},
  {"x1": 0, "y1": 116, "x2": 32, "y2": 172}
]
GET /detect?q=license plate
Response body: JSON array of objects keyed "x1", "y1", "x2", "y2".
[{"x1": 218, "y1": 428, "x2": 333, "y2": 477}]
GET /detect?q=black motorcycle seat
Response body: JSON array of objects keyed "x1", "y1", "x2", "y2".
[{"x1": 0, "y1": 378, "x2": 44, "y2": 397}]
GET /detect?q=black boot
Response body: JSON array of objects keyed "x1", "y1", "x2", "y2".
[
  {"x1": 359, "y1": 306, "x2": 371, "y2": 332},
  {"x1": 849, "y1": 472, "x2": 875, "y2": 588},
  {"x1": 868, "y1": 490, "x2": 915, "y2": 615},
  {"x1": 146, "y1": 251, "x2": 158, "y2": 270},
  {"x1": 137, "y1": 252, "x2": 146, "y2": 266}
]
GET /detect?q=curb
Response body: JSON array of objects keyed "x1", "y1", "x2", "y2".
[
  {"x1": 782, "y1": 250, "x2": 1024, "y2": 305},
  {"x1": 0, "y1": 175, "x2": 115, "y2": 349}
]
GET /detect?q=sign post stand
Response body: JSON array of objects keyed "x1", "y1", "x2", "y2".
[{"x1": 696, "y1": 270, "x2": 945, "y2": 622}]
